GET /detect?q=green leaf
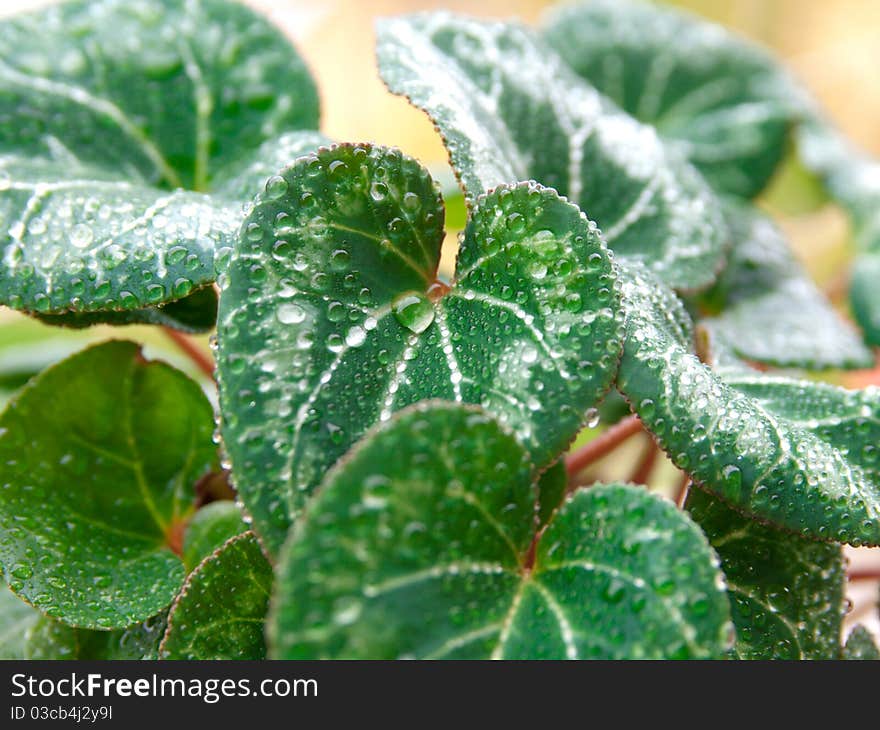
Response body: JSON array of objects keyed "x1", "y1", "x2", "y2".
[
  {"x1": 35, "y1": 285, "x2": 218, "y2": 333},
  {"x1": 24, "y1": 612, "x2": 167, "y2": 660},
  {"x1": 536, "y1": 460, "x2": 567, "y2": 529},
  {"x1": 182, "y1": 501, "x2": 248, "y2": 572},
  {"x1": 269, "y1": 402, "x2": 731, "y2": 660},
  {"x1": 217, "y1": 143, "x2": 622, "y2": 553},
  {"x1": 797, "y1": 117, "x2": 880, "y2": 345},
  {"x1": 687, "y1": 488, "x2": 845, "y2": 659},
  {"x1": 697, "y1": 202, "x2": 871, "y2": 370},
  {"x1": 617, "y1": 262, "x2": 880, "y2": 546},
  {"x1": 0, "y1": 0, "x2": 325, "y2": 319},
  {"x1": 842, "y1": 625, "x2": 880, "y2": 660},
  {"x1": 542, "y1": 0, "x2": 800, "y2": 199},
  {"x1": 376, "y1": 12, "x2": 725, "y2": 291},
  {"x1": 0, "y1": 340, "x2": 217, "y2": 628},
  {"x1": 0, "y1": 580, "x2": 39, "y2": 659},
  {"x1": 160, "y1": 532, "x2": 272, "y2": 660}
]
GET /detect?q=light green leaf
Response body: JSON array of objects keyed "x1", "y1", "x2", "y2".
[
  {"x1": 687, "y1": 488, "x2": 845, "y2": 659},
  {"x1": 269, "y1": 402, "x2": 732, "y2": 660},
  {"x1": 182, "y1": 501, "x2": 248, "y2": 572},
  {"x1": 842, "y1": 625, "x2": 880, "y2": 660},
  {"x1": 24, "y1": 612, "x2": 167, "y2": 660},
  {"x1": 376, "y1": 12, "x2": 725, "y2": 291},
  {"x1": 617, "y1": 262, "x2": 880, "y2": 546},
  {"x1": 0, "y1": 0, "x2": 324, "y2": 319},
  {"x1": 0, "y1": 340, "x2": 217, "y2": 628},
  {"x1": 542, "y1": 0, "x2": 800, "y2": 198},
  {"x1": 160, "y1": 532, "x2": 272, "y2": 660},
  {"x1": 697, "y1": 202, "x2": 871, "y2": 369},
  {"x1": 0, "y1": 580, "x2": 39, "y2": 659},
  {"x1": 217, "y1": 143, "x2": 622, "y2": 554}
]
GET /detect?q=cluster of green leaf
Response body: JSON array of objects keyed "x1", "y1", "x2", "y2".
[{"x1": 1, "y1": 0, "x2": 878, "y2": 660}]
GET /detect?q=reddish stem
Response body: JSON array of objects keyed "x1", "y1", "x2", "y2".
[
  {"x1": 163, "y1": 327, "x2": 214, "y2": 379},
  {"x1": 674, "y1": 473, "x2": 690, "y2": 509},
  {"x1": 629, "y1": 438, "x2": 658, "y2": 485},
  {"x1": 565, "y1": 415, "x2": 643, "y2": 477},
  {"x1": 848, "y1": 568, "x2": 880, "y2": 582}
]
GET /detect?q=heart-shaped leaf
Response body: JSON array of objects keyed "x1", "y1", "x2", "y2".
[
  {"x1": 0, "y1": 340, "x2": 216, "y2": 628},
  {"x1": 0, "y1": 0, "x2": 325, "y2": 321},
  {"x1": 217, "y1": 143, "x2": 622, "y2": 553},
  {"x1": 376, "y1": 13, "x2": 725, "y2": 291},
  {"x1": 160, "y1": 532, "x2": 272, "y2": 660},
  {"x1": 0, "y1": 580, "x2": 38, "y2": 659},
  {"x1": 617, "y1": 262, "x2": 880, "y2": 546},
  {"x1": 182, "y1": 501, "x2": 248, "y2": 572},
  {"x1": 269, "y1": 402, "x2": 732, "y2": 659},
  {"x1": 542, "y1": 0, "x2": 801, "y2": 199},
  {"x1": 24, "y1": 612, "x2": 167, "y2": 660},
  {"x1": 843, "y1": 626, "x2": 880, "y2": 660},
  {"x1": 687, "y1": 488, "x2": 845, "y2": 659},
  {"x1": 696, "y1": 202, "x2": 871, "y2": 370}
]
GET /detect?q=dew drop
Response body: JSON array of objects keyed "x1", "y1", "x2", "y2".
[
  {"x1": 277, "y1": 303, "x2": 305, "y2": 325},
  {"x1": 392, "y1": 291, "x2": 434, "y2": 334},
  {"x1": 264, "y1": 175, "x2": 288, "y2": 199}
]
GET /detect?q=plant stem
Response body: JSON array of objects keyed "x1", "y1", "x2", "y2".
[
  {"x1": 163, "y1": 327, "x2": 214, "y2": 379},
  {"x1": 629, "y1": 438, "x2": 658, "y2": 485},
  {"x1": 565, "y1": 414, "x2": 642, "y2": 477},
  {"x1": 674, "y1": 473, "x2": 690, "y2": 509},
  {"x1": 847, "y1": 568, "x2": 880, "y2": 582}
]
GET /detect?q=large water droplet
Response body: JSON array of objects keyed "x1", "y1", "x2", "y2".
[{"x1": 392, "y1": 291, "x2": 434, "y2": 334}]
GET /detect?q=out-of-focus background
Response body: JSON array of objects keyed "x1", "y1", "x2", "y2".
[{"x1": 1, "y1": 0, "x2": 879, "y2": 644}]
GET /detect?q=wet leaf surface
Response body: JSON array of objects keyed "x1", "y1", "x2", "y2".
[
  {"x1": 0, "y1": 340, "x2": 216, "y2": 628},
  {"x1": 687, "y1": 488, "x2": 845, "y2": 659},
  {"x1": 217, "y1": 143, "x2": 622, "y2": 553},
  {"x1": 0, "y1": 0, "x2": 324, "y2": 319},
  {"x1": 161, "y1": 532, "x2": 272, "y2": 660},
  {"x1": 376, "y1": 12, "x2": 725, "y2": 291},
  {"x1": 270, "y1": 402, "x2": 731, "y2": 659},
  {"x1": 618, "y1": 263, "x2": 880, "y2": 546}
]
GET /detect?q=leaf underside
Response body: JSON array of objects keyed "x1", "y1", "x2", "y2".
[
  {"x1": 0, "y1": 0, "x2": 324, "y2": 320},
  {"x1": 270, "y1": 402, "x2": 732, "y2": 660},
  {"x1": 376, "y1": 12, "x2": 726, "y2": 291},
  {"x1": 687, "y1": 488, "x2": 845, "y2": 659},
  {"x1": 160, "y1": 532, "x2": 272, "y2": 660},
  {"x1": 0, "y1": 340, "x2": 216, "y2": 628},
  {"x1": 618, "y1": 262, "x2": 880, "y2": 547},
  {"x1": 217, "y1": 143, "x2": 622, "y2": 554}
]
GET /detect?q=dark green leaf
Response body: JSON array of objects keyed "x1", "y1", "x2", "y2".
[
  {"x1": 0, "y1": 580, "x2": 39, "y2": 659},
  {"x1": 687, "y1": 488, "x2": 845, "y2": 659},
  {"x1": 160, "y1": 532, "x2": 272, "y2": 660},
  {"x1": 842, "y1": 625, "x2": 880, "y2": 660},
  {"x1": 618, "y1": 262, "x2": 880, "y2": 546},
  {"x1": 0, "y1": 0, "x2": 324, "y2": 319},
  {"x1": 24, "y1": 612, "x2": 167, "y2": 660},
  {"x1": 182, "y1": 501, "x2": 248, "y2": 572},
  {"x1": 269, "y1": 402, "x2": 731, "y2": 659},
  {"x1": 536, "y1": 460, "x2": 567, "y2": 529},
  {"x1": 376, "y1": 12, "x2": 725, "y2": 291},
  {"x1": 697, "y1": 202, "x2": 870, "y2": 369},
  {"x1": 542, "y1": 0, "x2": 800, "y2": 198},
  {"x1": 0, "y1": 340, "x2": 216, "y2": 628},
  {"x1": 217, "y1": 143, "x2": 622, "y2": 553},
  {"x1": 35, "y1": 285, "x2": 218, "y2": 333}
]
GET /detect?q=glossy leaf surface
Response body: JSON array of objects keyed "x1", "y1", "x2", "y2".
[
  {"x1": 270, "y1": 403, "x2": 731, "y2": 659},
  {"x1": 217, "y1": 144, "x2": 621, "y2": 553}
]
